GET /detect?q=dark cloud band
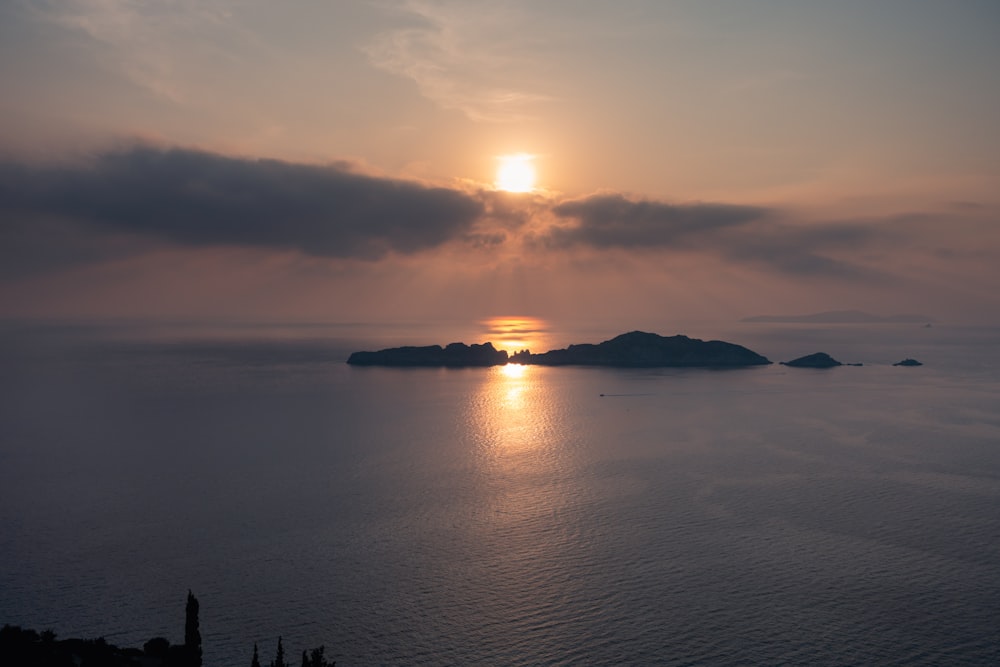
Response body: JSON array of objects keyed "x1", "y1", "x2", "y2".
[
  {"x1": 0, "y1": 146, "x2": 484, "y2": 265},
  {"x1": 0, "y1": 147, "x2": 909, "y2": 282},
  {"x1": 549, "y1": 194, "x2": 769, "y2": 248},
  {"x1": 544, "y1": 193, "x2": 892, "y2": 280}
]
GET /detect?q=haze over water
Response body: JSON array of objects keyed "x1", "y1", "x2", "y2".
[{"x1": 2, "y1": 319, "x2": 998, "y2": 666}]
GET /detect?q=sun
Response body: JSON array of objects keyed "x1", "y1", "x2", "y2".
[{"x1": 495, "y1": 154, "x2": 536, "y2": 193}]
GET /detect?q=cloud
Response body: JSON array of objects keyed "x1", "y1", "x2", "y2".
[
  {"x1": 365, "y1": 1, "x2": 552, "y2": 122},
  {"x1": 0, "y1": 146, "x2": 485, "y2": 275},
  {"x1": 2, "y1": 145, "x2": 977, "y2": 288},
  {"x1": 548, "y1": 193, "x2": 769, "y2": 248},
  {"x1": 542, "y1": 193, "x2": 894, "y2": 280}
]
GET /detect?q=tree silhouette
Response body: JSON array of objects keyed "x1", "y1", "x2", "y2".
[
  {"x1": 308, "y1": 645, "x2": 333, "y2": 667},
  {"x1": 144, "y1": 636, "x2": 170, "y2": 659},
  {"x1": 184, "y1": 591, "x2": 202, "y2": 667},
  {"x1": 2, "y1": 593, "x2": 341, "y2": 666},
  {"x1": 270, "y1": 636, "x2": 286, "y2": 667}
]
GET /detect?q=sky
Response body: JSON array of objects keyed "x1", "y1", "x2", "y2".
[{"x1": 1, "y1": 0, "x2": 999, "y2": 327}]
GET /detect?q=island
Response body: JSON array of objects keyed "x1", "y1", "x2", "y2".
[
  {"x1": 511, "y1": 331, "x2": 771, "y2": 367},
  {"x1": 780, "y1": 352, "x2": 844, "y2": 368},
  {"x1": 893, "y1": 358, "x2": 923, "y2": 366},
  {"x1": 347, "y1": 342, "x2": 508, "y2": 367},
  {"x1": 348, "y1": 331, "x2": 771, "y2": 368}
]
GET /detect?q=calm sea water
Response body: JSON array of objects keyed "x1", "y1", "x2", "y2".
[{"x1": 1, "y1": 320, "x2": 999, "y2": 666}]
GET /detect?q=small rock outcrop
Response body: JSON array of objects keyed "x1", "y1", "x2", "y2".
[
  {"x1": 347, "y1": 342, "x2": 508, "y2": 367},
  {"x1": 893, "y1": 358, "x2": 923, "y2": 366},
  {"x1": 781, "y1": 352, "x2": 843, "y2": 368},
  {"x1": 514, "y1": 331, "x2": 771, "y2": 368}
]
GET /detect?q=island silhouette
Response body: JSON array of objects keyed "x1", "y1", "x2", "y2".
[
  {"x1": 346, "y1": 341, "x2": 509, "y2": 367},
  {"x1": 780, "y1": 352, "x2": 845, "y2": 368},
  {"x1": 348, "y1": 331, "x2": 771, "y2": 368}
]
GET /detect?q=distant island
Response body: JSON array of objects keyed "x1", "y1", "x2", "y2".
[
  {"x1": 894, "y1": 358, "x2": 923, "y2": 366},
  {"x1": 742, "y1": 310, "x2": 934, "y2": 324},
  {"x1": 347, "y1": 342, "x2": 508, "y2": 367},
  {"x1": 348, "y1": 331, "x2": 771, "y2": 368},
  {"x1": 781, "y1": 352, "x2": 844, "y2": 368},
  {"x1": 780, "y1": 352, "x2": 865, "y2": 368},
  {"x1": 510, "y1": 331, "x2": 771, "y2": 367}
]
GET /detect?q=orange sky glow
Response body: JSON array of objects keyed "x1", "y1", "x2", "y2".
[{"x1": 1, "y1": 1, "x2": 999, "y2": 327}]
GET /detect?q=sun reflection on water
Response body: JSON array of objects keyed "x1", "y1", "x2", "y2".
[
  {"x1": 470, "y1": 363, "x2": 549, "y2": 460},
  {"x1": 500, "y1": 363, "x2": 527, "y2": 379},
  {"x1": 461, "y1": 360, "x2": 594, "y2": 637}
]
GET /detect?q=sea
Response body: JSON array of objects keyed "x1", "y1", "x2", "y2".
[{"x1": 1, "y1": 317, "x2": 998, "y2": 666}]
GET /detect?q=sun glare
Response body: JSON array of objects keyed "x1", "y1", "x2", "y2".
[
  {"x1": 481, "y1": 316, "x2": 549, "y2": 354},
  {"x1": 501, "y1": 363, "x2": 527, "y2": 379},
  {"x1": 495, "y1": 154, "x2": 536, "y2": 193}
]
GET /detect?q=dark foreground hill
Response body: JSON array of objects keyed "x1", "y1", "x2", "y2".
[{"x1": 2, "y1": 591, "x2": 335, "y2": 667}]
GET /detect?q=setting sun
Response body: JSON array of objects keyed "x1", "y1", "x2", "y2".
[
  {"x1": 495, "y1": 154, "x2": 536, "y2": 192},
  {"x1": 481, "y1": 316, "x2": 550, "y2": 354}
]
